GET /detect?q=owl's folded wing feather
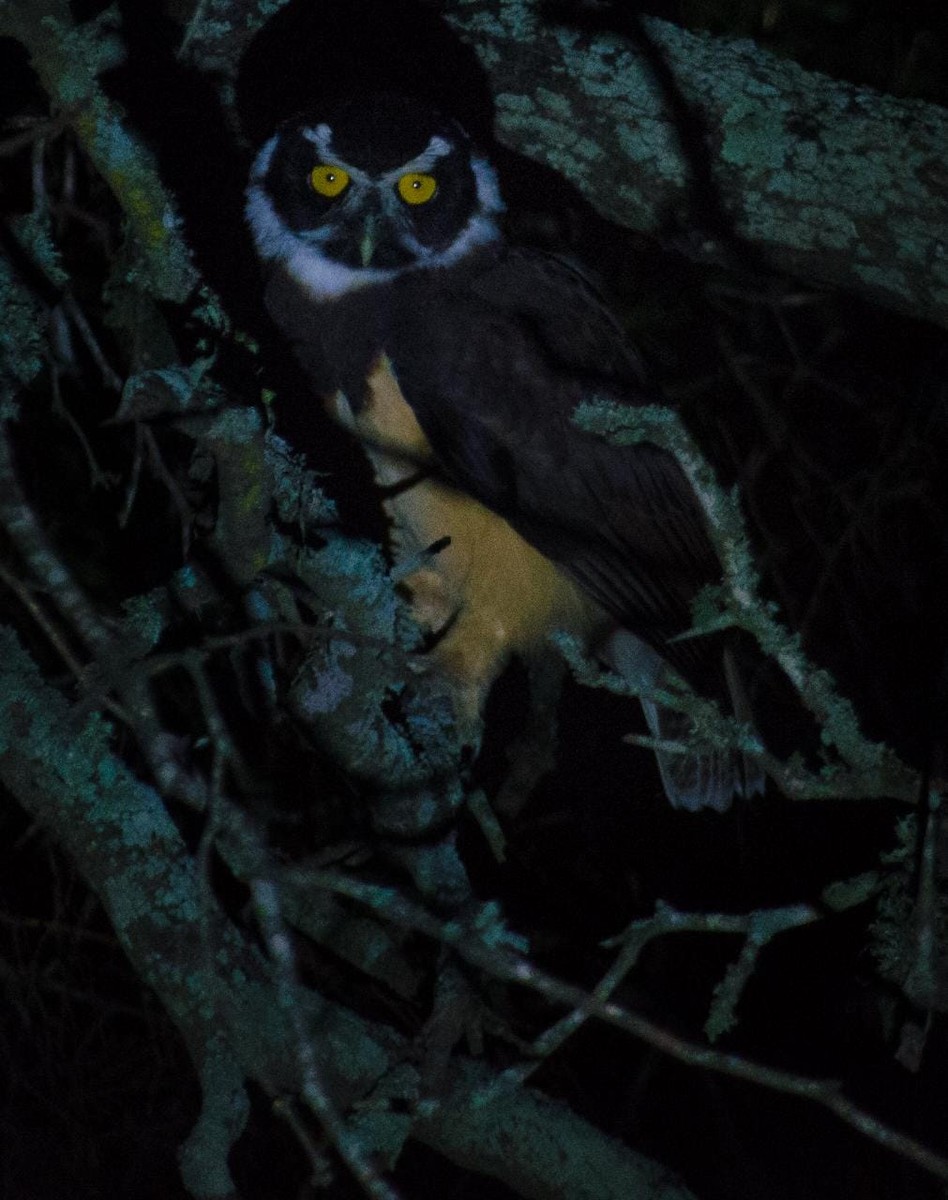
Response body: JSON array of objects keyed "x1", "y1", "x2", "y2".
[{"x1": 388, "y1": 250, "x2": 723, "y2": 692}]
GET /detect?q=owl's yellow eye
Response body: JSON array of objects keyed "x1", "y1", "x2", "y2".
[
  {"x1": 309, "y1": 164, "x2": 350, "y2": 198},
  {"x1": 397, "y1": 173, "x2": 437, "y2": 205}
]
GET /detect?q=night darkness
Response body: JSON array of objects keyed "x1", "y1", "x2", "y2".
[{"x1": 1, "y1": 2, "x2": 947, "y2": 1199}]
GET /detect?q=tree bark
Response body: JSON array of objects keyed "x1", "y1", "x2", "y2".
[
  {"x1": 0, "y1": 623, "x2": 698, "y2": 1200},
  {"x1": 444, "y1": 1, "x2": 948, "y2": 327}
]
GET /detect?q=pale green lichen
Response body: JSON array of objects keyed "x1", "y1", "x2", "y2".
[
  {"x1": 192, "y1": 287, "x2": 232, "y2": 336},
  {"x1": 720, "y1": 95, "x2": 793, "y2": 173},
  {"x1": 178, "y1": 1037, "x2": 249, "y2": 1200},
  {"x1": 121, "y1": 590, "x2": 168, "y2": 648},
  {"x1": 295, "y1": 640, "x2": 356, "y2": 716},
  {"x1": 79, "y1": 105, "x2": 197, "y2": 300},
  {"x1": 821, "y1": 872, "x2": 881, "y2": 912},
  {"x1": 0, "y1": 254, "x2": 45, "y2": 415},
  {"x1": 117, "y1": 365, "x2": 206, "y2": 420},
  {"x1": 0, "y1": 626, "x2": 201, "y2": 941},
  {"x1": 872, "y1": 813, "x2": 948, "y2": 1006},
  {"x1": 266, "y1": 430, "x2": 338, "y2": 527},
  {"x1": 206, "y1": 404, "x2": 263, "y2": 445},
  {"x1": 9, "y1": 212, "x2": 69, "y2": 288},
  {"x1": 572, "y1": 396, "x2": 918, "y2": 795},
  {"x1": 615, "y1": 119, "x2": 687, "y2": 186},
  {"x1": 9, "y1": 4, "x2": 198, "y2": 302},
  {"x1": 316, "y1": 535, "x2": 398, "y2": 626},
  {"x1": 853, "y1": 260, "x2": 913, "y2": 300},
  {"x1": 446, "y1": 1, "x2": 947, "y2": 324}
]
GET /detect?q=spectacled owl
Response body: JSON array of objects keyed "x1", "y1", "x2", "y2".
[{"x1": 246, "y1": 93, "x2": 763, "y2": 811}]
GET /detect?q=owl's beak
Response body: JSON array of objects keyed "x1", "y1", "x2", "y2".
[{"x1": 359, "y1": 216, "x2": 379, "y2": 267}]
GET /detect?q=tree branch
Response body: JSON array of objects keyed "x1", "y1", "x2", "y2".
[
  {"x1": 443, "y1": 0, "x2": 948, "y2": 327},
  {"x1": 0, "y1": 616, "x2": 699, "y2": 1199},
  {"x1": 0, "y1": 0, "x2": 197, "y2": 302}
]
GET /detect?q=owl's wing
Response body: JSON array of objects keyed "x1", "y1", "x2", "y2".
[
  {"x1": 388, "y1": 250, "x2": 768, "y2": 811},
  {"x1": 387, "y1": 249, "x2": 722, "y2": 691}
]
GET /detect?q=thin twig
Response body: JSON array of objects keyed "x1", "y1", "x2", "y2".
[{"x1": 297, "y1": 865, "x2": 948, "y2": 1184}]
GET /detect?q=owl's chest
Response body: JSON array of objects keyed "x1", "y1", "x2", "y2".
[{"x1": 324, "y1": 355, "x2": 600, "y2": 701}]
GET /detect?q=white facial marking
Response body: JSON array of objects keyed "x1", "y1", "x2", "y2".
[
  {"x1": 471, "y1": 154, "x2": 505, "y2": 217},
  {"x1": 245, "y1": 179, "x2": 296, "y2": 262},
  {"x1": 391, "y1": 134, "x2": 453, "y2": 176},
  {"x1": 248, "y1": 132, "x2": 279, "y2": 184},
  {"x1": 284, "y1": 252, "x2": 398, "y2": 300},
  {"x1": 245, "y1": 127, "x2": 506, "y2": 301},
  {"x1": 301, "y1": 124, "x2": 335, "y2": 158}
]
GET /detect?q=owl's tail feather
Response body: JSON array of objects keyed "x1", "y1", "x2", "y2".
[
  {"x1": 607, "y1": 632, "x2": 766, "y2": 812},
  {"x1": 641, "y1": 700, "x2": 766, "y2": 813}
]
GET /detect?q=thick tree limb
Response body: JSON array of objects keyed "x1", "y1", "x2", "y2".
[
  {"x1": 444, "y1": 0, "x2": 948, "y2": 327},
  {"x1": 0, "y1": 624, "x2": 699, "y2": 1200}
]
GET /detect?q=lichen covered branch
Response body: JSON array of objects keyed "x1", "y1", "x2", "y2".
[{"x1": 444, "y1": 0, "x2": 948, "y2": 325}]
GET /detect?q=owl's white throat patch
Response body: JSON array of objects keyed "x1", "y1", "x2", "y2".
[{"x1": 245, "y1": 179, "x2": 400, "y2": 299}]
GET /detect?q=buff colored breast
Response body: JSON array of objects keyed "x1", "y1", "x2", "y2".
[{"x1": 325, "y1": 356, "x2": 602, "y2": 719}]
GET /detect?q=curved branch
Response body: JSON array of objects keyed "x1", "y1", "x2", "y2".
[
  {"x1": 573, "y1": 397, "x2": 925, "y2": 801},
  {"x1": 444, "y1": 0, "x2": 948, "y2": 327},
  {"x1": 0, "y1": 0, "x2": 197, "y2": 302},
  {"x1": 301, "y1": 867, "x2": 948, "y2": 1186}
]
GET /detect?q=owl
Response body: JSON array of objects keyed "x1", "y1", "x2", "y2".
[{"x1": 246, "y1": 92, "x2": 763, "y2": 811}]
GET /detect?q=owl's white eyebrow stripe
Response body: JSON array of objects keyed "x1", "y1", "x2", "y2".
[
  {"x1": 301, "y1": 127, "x2": 452, "y2": 177},
  {"x1": 249, "y1": 133, "x2": 279, "y2": 181},
  {"x1": 298, "y1": 128, "x2": 372, "y2": 186},
  {"x1": 301, "y1": 124, "x2": 335, "y2": 157},
  {"x1": 399, "y1": 135, "x2": 452, "y2": 173},
  {"x1": 376, "y1": 137, "x2": 455, "y2": 189}
]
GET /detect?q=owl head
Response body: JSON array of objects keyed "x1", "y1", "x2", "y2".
[{"x1": 246, "y1": 94, "x2": 505, "y2": 300}]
